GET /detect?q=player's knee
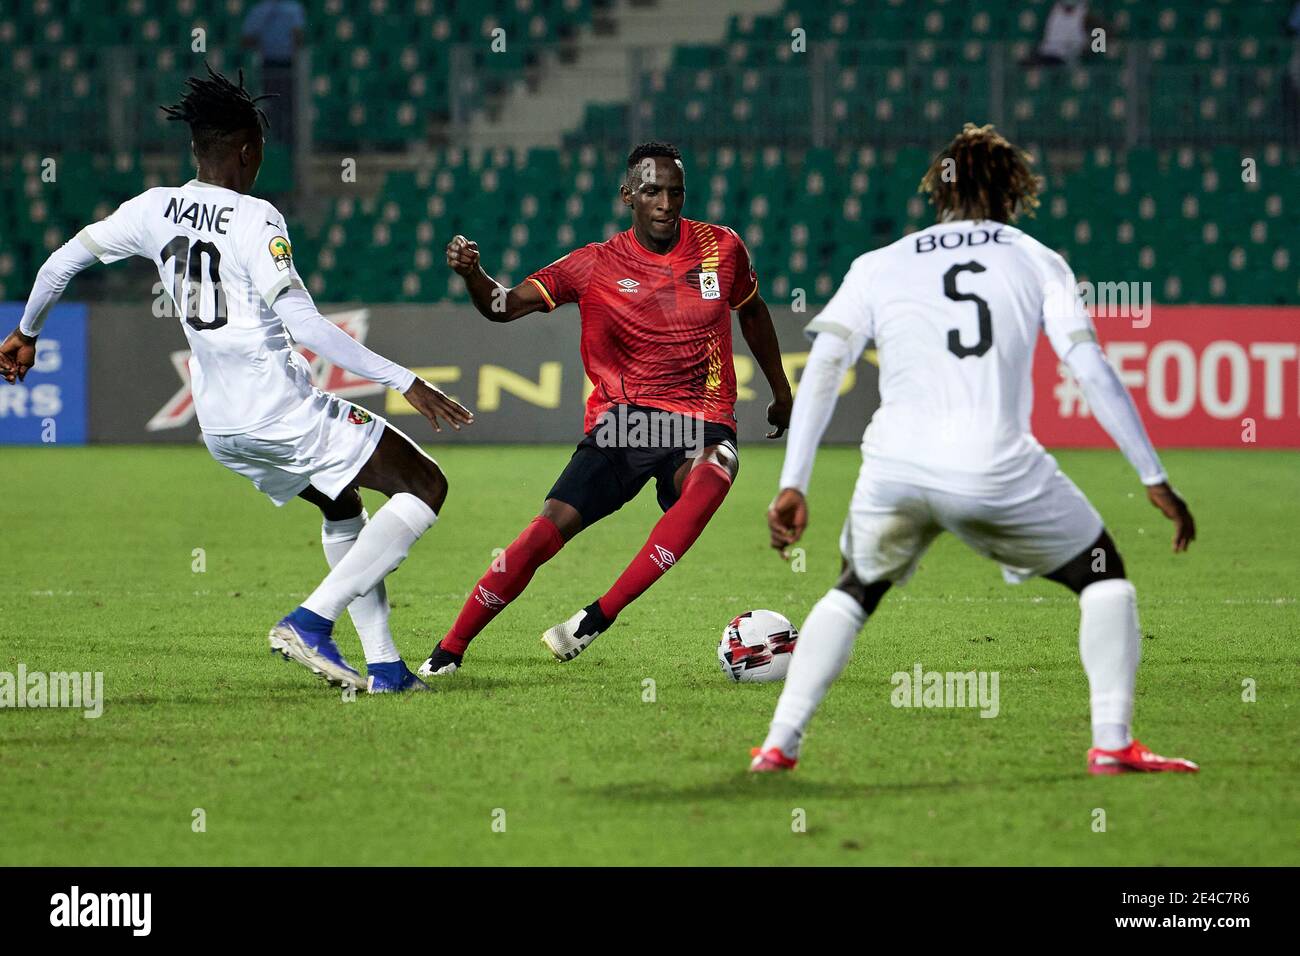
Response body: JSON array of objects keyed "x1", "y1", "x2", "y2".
[
  {"x1": 835, "y1": 565, "x2": 891, "y2": 615},
  {"x1": 1047, "y1": 532, "x2": 1126, "y2": 594},
  {"x1": 540, "y1": 499, "x2": 583, "y2": 541},
  {"x1": 407, "y1": 459, "x2": 448, "y2": 514},
  {"x1": 324, "y1": 486, "x2": 363, "y2": 521},
  {"x1": 697, "y1": 440, "x2": 739, "y2": 480}
]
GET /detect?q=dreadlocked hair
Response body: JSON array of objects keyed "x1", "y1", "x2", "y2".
[
  {"x1": 161, "y1": 64, "x2": 271, "y2": 158},
  {"x1": 919, "y1": 123, "x2": 1042, "y2": 224}
]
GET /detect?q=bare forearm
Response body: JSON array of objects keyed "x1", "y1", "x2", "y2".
[
  {"x1": 462, "y1": 264, "x2": 511, "y2": 320},
  {"x1": 447, "y1": 233, "x2": 547, "y2": 322},
  {"x1": 739, "y1": 302, "x2": 792, "y2": 400},
  {"x1": 464, "y1": 266, "x2": 547, "y2": 322}
]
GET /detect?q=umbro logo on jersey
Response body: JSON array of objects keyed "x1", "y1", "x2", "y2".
[
  {"x1": 651, "y1": 545, "x2": 677, "y2": 570},
  {"x1": 475, "y1": 586, "x2": 506, "y2": 609},
  {"x1": 616, "y1": 278, "x2": 640, "y2": 292}
]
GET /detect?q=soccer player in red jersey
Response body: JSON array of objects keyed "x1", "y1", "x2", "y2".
[{"x1": 419, "y1": 142, "x2": 792, "y2": 675}]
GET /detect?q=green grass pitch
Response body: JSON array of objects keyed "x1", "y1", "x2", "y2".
[{"x1": 2, "y1": 444, "x2": 1296, "y2": 866}]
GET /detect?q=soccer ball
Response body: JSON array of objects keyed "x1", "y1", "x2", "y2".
[{"x1": 718, "y1": 610, "x2": 799, "y2": 683}]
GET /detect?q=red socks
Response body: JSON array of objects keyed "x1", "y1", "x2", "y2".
[
  {"x1": 442, "y1": 464, "x2": 730, "y2": 653},
  {"x1": 598, "y1": 462, "x2": 732, "y2": 621},
  {"x1": 441, "y1": 516, "x2": 564, "y2": 654}
]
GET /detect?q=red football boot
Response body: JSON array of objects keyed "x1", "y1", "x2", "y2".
[
  {"x1": 1088, "y1": 738, "x2": 1199, "y2": 775},
  {"x1": 749, "y1": 746, "x2": 798, "y2": 773}
]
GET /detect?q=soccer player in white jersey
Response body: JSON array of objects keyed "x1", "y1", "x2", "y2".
[
  {"x1": 0, "y1": 67, "x2": 473, "y2": 694},
  {"x1": 752, "y1": 124, "x2": 1198, "y2": 776}
]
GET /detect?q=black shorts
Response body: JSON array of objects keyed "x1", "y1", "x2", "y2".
[{"x1": 546, "y1": 404, "x2": 739, "y2": 526}]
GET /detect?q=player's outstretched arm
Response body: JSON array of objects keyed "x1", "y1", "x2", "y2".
[
  {"x1": 446, "y1": 234, "x2": 548, "y2": 323},
  {"x1": 1064, "y1": 341, "x2": 1195, "y2": 552},
  {"x1": 736, "y1": 294, "x2": 793, "y2": 439},
  {"x1": 272, "y1": 288, "x2": 474, "y2": 433},
  {"x1": 1, "y1": 237, "x2": 100, "y2": 383},
  {"x1": 768, "y1": 328, "x2": 854, "y2": 557}
]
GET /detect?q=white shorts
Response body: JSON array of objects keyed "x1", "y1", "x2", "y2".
[
  {"x1": 203, "y1": 391, "x2": 386, "y2": 506},
  {"x1": 839, "y1": 462, "x2": 1104, "y2": 585}
]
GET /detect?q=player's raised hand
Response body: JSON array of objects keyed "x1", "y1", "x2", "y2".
[
  {"x1": 446, "y1": 235, "x2": 480, "y2": 276},
  {"x1": 0, "y1": 328, "x2": 38, "y2": 384},
  {"x1": 1146, "y1": 481, "x2": 1196, "y2": 553},
  {"x1": 402, "y1": 377, "x2": 475, "y2": 433},
  {"x1": 768, "y1": 487, "x2": 808, "y2": 558},
  {"x1": 765, "y1": 394, "x2": 793, "y2": 439}
]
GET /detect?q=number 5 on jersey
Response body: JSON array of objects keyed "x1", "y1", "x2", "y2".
[{"x1": 944, "y1": 260, "x2": 992, "y2": 359}]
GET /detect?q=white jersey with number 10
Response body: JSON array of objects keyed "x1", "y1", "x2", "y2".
[{"x1": 77, "y1": 179, "x2": 314, "y2": 435}]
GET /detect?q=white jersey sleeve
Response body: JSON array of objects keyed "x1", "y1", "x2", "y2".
[
  {"x1": 1065, "y1": 343, "x2": 1167, "y2": 485},
  {"x1": 1029, "y1": 242, "x2": 1165, "y2": 484},
  {"x1": 803, "y1": 253, "x2": 875, "y2": 358},
  {"x1": 1036, "y1": 247, "x2": 1098, "y2": 360},
  {"x1": 18, "y1": 238, "x2": 100, "y2": 336},
  {"x1": 239, "y1": 202, "x2": 302, "y2": 307},
  {"x1": 77, "y1": 192, "x2": 153, "y2": 264},
  {"x1": 778, "y1": 330, "x2": 854, "y2": 494},
  {"x1": 777, "y1": 253, "x2": 877, "y2": 493},
  {"x1": 272, "y1": 288, "x2": 415, "y2": 393}
]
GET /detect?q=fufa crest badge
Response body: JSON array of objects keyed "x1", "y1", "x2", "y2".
[
  {"x1": 268, "y1": 236, "x2": 292, "y2": 271},
  {"x1": 699, "y1": 270, "x2": 720, "y2": 300}
]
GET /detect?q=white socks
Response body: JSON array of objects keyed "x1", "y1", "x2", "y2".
[
  {"x1": 303, "y1": 492, "x2": 436, "y2": 629},
  {"x1": 760, "y1": 578, "x2": 1140, "y2": 759},
  {"x1": 764, "y1": 588, "x2": 867, "y2": 757},
  {"x1": 320, "y1": 511, "x2": 400, "y2": 665},
  {"x1": 1079, "y1": 578, "x2": 1140, "y2": 751}
]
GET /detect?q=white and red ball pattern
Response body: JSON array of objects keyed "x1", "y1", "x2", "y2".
[{"x1": 718, "y1": 610, "x2": 799, "y2": 683}]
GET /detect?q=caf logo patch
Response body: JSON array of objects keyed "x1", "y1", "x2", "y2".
[
  {"x1": 268, "y1": 236, "x2": 292, "y2": 272},
  {"x1": 699, "y1": 270, "x2": 720, "y2": 300},
  {"x1": 347, "y1": 406, "x2": 372, "y2": 425}
]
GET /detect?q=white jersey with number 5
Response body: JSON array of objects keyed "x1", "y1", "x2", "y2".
[
  {"x1": 77, "y1": 180, "x2": 313, "y2": 434},
  {"x1": 806, "y1": 218, "x2": 1096, "y2": 500}
]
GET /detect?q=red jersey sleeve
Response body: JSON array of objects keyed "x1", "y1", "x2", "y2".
[
  {"x1": 526, "y1": 245, "x2": 597, "y2": 311},
  {"x1": 724, "y1": 227, "x2": 759, "y2": 309}
]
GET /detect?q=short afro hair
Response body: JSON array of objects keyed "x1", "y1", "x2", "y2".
[{"x1": 625, "y1": 141, "x2": 683, "y2": 187}]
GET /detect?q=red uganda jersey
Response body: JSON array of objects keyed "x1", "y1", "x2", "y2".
[{"x1": 526, "y1": 218, "x2": 759, "y2": 433}]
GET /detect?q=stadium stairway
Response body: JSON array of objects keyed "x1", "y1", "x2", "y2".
[{"x1": 466, "y1": 0, "x2": 784, "y2": 148}]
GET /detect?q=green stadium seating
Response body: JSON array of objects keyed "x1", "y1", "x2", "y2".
[{"x1": 0, "y1": 0, "x2": 1295, "y2": 307}]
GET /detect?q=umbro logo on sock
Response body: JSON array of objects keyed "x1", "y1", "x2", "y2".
[
  {"x1": 475, "y1": 586, "x2": 506, "y2": 609},
  {"x1": 651, "y1": 545, "x2": 676, "y2": 570}
]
